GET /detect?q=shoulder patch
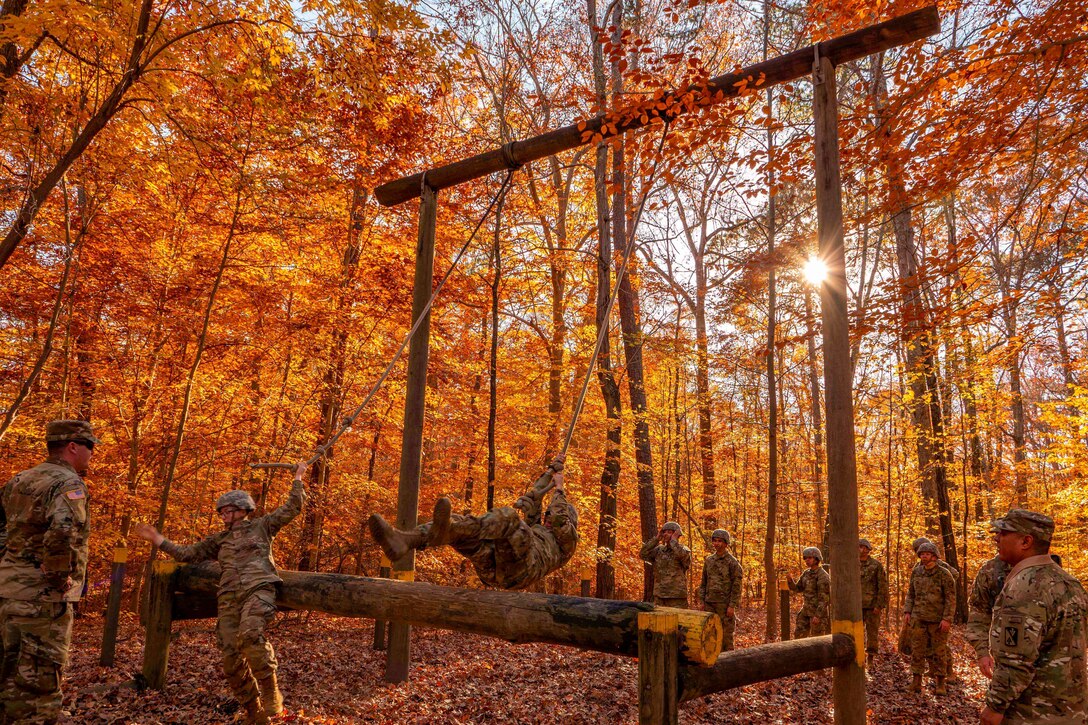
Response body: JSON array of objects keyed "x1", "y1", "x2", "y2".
[{"x1": 65, "y1": 490, "x2": 85, "y2": 500}]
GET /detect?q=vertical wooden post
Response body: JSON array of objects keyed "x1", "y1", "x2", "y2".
[
  {"x1": 141, "y1": 560, "x2": 177, "y2": 690},
  {"x1": 581, "y1": 566, "x2": 593, "y2": 598},
  {"x1": 373, "y1": 554, "x2": 391, "y2": 651},
  {"x1": 100, "y1": 545, "x2": 128, "y2": 666},
  {"x1": 779, "y1": 575, "x2": 791, "y2": 641},
  {"x1": 386, "y1": 183, "x2": 439, "y2": 683},
  {"x1": 638, "y1": 612, "x2": 679, "y2": 725},
  {"x1": 813, "y1": 52, "x2": 867, "y2": 724}
]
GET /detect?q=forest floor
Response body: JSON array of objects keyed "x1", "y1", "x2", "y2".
[{"x1": 63, "y1": 608, "x2": 989, "y2": 723}]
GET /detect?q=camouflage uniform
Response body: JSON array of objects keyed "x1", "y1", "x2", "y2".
[
  {"x1": 859, "y1": 555, "x2": 889, "y2": 654},
  {"x1": 160, "y1": 479, "x2": 305, "y2": 711},
  {"x1": 904, "y1": 558, "x2": 956, "y2": 679},
  {"x1": 0, "y1": 420, "x2": 97, "y2": 723},
  {"x1": 965, "y1": 556, "x2": 1009, "y2": 662},
  {"x1": 789, "y1": 566, "x2": 830, "y2": 638},
  {"x1": 698, "y1": 550, "x2": 742, "y2": 650},
  {"x1": 640, "y1": 532, "x2": 691, "y2": 608}
]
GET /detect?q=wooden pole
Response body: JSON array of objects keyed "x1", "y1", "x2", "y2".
[
  {"x1": 141, "y1": 560, "x2": 176, "y2": 690},
  {"x1": 638, "y1": 612, "x2": 679, "y2": 725},
  {"x1": 581, "y1": 566, "x2": 593, "y2": 598},
  {"x1": 374, "y1": 554, "x2": 390, "y2": 651},
  {"x1": 779, "y1": 575, "x2": 791, "y2": 641},
  {"x1": 813, "y1": 53, "x2": 866, "y2": 724},
  {"x1": 386, "y1": 184, "x2": 439, "y2": 683},
  {"x1": 374, "y1": 8, "x2": 939, "y2": 207},
  {"x1": 100, "y1": 545, "x2": 128, "y2": 666}
]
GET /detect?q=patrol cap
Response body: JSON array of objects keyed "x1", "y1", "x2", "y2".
[
  {"x1": 802, "y1": 546, "x2": 823, "y2": 561},
  {"x1": 711, "y1": 529, "x2": 731, "y2": 544},
  {"x1": 662, "y1": 521, "x2": 682, "y2": 534},
  {"x1": 45, "y1": 419, "x2": 101, "y2": 445},
  {"x1": 911, "y1": 536, "x2": 933, "y2": 553},
  {"x1": 990, "y1": 509, "x2": 1055, "y2": 543},
  {"x1": 916, "y1": 541, "x2": 939, "y2": 557},
  {"x1": 858, "y1": 539, "x2": 872, "y2": 550}
]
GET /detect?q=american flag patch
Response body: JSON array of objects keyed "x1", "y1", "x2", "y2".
[{"x1": 65, "y1": 490, "x2": 85, "y2": 500}]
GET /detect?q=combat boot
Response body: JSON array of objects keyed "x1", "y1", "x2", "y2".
[
  {"x1": 427, "y1": 497, "x2": 452, "y2": 547},
  {"x1": 235, "y1": 698, "x2": 269, "y2": 724},
  {"x1": 258, "y1": 674, "x2": 283, "y2": 717},
  {"x1": 368, "y1": 514, "x2": 425, "y2": 562},
  {"x1": 935, "y1": 676, "x2": 947, "y2": 695},
  {"x1": 909, "y1": 674, "x2": 922, "y2": 692}
]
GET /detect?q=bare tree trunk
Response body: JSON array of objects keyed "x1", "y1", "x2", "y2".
[
  {"x1": 804, "y1": 288, "x2": 828, "y2": 557},
  {"x1": 762, "y1": 0, "x2": 779, "y2": 641}
]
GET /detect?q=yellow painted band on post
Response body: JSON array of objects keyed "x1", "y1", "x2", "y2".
[
  {"x1": 779, "y1": 578, "x2": 789, "y2": 591},
  {"x1": 152, "y1": 560, "x2": 177, "y2": 575},
  {"x1": 638, "y1": 611, "x2": 679, "y2": 634},
  {"x1": 113, "y1": 547, "x2": 128, "y2": 563},
  {"x1": 389, "y1": 569, "x2": 414, "y2": 582},
  {"x1": 380, "y1": 554, "x2": 391, "y2": 568},
  {"x1": 832, "y1": 619, "x2": 866, "y2": 667}
]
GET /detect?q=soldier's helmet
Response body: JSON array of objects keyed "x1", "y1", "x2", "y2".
[
  {"x1": 711, "y1": 529, "x2": 731, "y2": 545},
  {"x1": 662, "y1": 521, "x2": 682, "y2": 535},
  {"x1": 911, "y1": 536, "x2": 933, "y2": 553},
  {"x1": 916, "y1": 541, "x2": 939, "y2": 557},
  {"x1": 216, "y1": 490, "x2": 256, "y2": 512},
  {"x1": 802, "y1": 546, "x2": 823, "y2": 561},
  {"x1": 858, "y1": 538, "x2": 873, "y2": 550}
]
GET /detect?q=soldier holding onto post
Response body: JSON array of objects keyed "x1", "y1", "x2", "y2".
[
  {"x1": 0, "y1": 420, "x2": 97, "y2": 724},
  {"x1": 787, "y1": 547, "x2": 830, "y2": 639},
  {"x1": 697, "y1": 529, "x2": 742, "y2": 650},
  {"x1": 859, "y1": 538, "x2": 889, "y2": 667},
  {"x1": 369, "y1": 457, "x2": 578, "y2": 591},
  {"x1": 905, "y1": 540, "x2": 956, "y2": 695},
  {"x1": 980, "y1": 509, "x2": 1088, "y2": 725},
  {"x1": 135, "y1": 462, "x2": 307, "y2": 724},
  {"x1": 640, "y1": 521, "x2": 691, "y2": 608}
]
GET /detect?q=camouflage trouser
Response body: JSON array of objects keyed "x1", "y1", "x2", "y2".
[
  {"x1": 0, "y1": 598, "x2": 73, "y2": 723},
  {"x1": 794, "y1": 608, "x2": 829, "y2": 639},
  {"x1": 653, "y1": 597, "x2": 688, "y2": 609},
  {"x1": 217, "y1": 585, "x2": 278, "y2": 706},
  {"x1": 909, "y1": 620, "x2": 949, "y2": 677},
  {"x1": 862, "y1": 608, "x2": 881, "y2": 653},
  {"x1": 706, "y1": 602, "x2": 736, "y2": 651}
]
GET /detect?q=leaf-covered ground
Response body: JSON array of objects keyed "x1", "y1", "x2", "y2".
[{"x1": 63, "y1": 609, "x2": 989, "y2": 723}]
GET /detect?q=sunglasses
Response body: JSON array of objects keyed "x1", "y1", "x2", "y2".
[{"x1": 71, "y1": 439, "x2": 95, "y2": 451}]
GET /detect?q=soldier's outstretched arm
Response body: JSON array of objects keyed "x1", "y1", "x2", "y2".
[{"x1": 264, "y1": 462, "x2": 308, "y2": 536}]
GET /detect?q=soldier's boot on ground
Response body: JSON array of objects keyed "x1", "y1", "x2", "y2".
[
  {"x1": 258, "y1": 675, "x2": 283, "y2": 718},
  {"x1": 909, "y1": 675, "x2": 922, "y2": 693},
  {"x1": 368, "y1": 514, "x2": 425, "y2": 562},
  {"x1": 934, "y1": 676, "x2": 947, "y2": 695},
  {"x1": 236, "y1": 698, "x2": 270, "y2": 725},
  {"x1": 946, "y1": 663, "x2": 958, "y2": 684},
  {"x1": 427, "y1": 497, "x2": 452, "y2": 547}
]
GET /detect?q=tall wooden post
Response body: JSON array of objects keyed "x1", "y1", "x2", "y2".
[
  {"x1": 637, "y1": 612, "x2": 679, "y2": 725},
  {"x1": 141, "y1": 560, "x2": 177, "y2": 690},
  {"x1": 813, "y1": 52, "x2": 866, "y2": 723},
  {"x1": 100, "y1": 545, "x2": 128, "y2": 666},
  {"x1": 385, "y1": 183, "x2": 439, "y2": 683}
]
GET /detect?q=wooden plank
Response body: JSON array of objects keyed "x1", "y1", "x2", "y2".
[
  {"x1": 141, "y1": 561, "x2": 176, "y2": 690},
  {"x1": 99, "y1": 546, "x2": 128, "y2": 666},
  {"x1": 638, "y1": 612, "x2": 679, "y2": 725},
  {"x1": 172, "y1": 564, "x2": 724, "y2": 666},
  {"x1": 678, "y1": 633, "x2": 855, "y2": 701},
  {"x1": 813, "y1": 53, "x2": 867, "y2": 724},
  {"x1": 374, "y1": 7, "x2": 939, "y2": 207}
]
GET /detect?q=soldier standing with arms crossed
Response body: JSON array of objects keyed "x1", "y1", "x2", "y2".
[
  {"x1": 640, "y1": 522, "x2": 691, "y2": 607},
  {"x1": 0, "y1": 420, "x2": 98, "y2": 724},
  {"x1": 697, "y1": 529, "x2": 742, "y2": 650}
]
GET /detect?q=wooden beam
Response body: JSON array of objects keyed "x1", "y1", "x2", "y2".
[
  {"x1": 638, "y1": 612, "x2": 679, "y2": 725},
  {"x1": 172, "y1": 564, "x2": 723, "y2": 666},
  {"x1": 678, "y1": 633, "x2": 855, "y2": 702},
  {"x1": 374, "y1": 6, "x2": 939, "y2": 207}
]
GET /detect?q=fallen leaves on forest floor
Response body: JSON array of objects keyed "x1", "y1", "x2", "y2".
[{"x1": 62, "y1": 609, "x2": 988, "y2": 723}]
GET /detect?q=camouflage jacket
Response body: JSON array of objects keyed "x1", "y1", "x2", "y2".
[
  {"x1": 640, "y1": 538, "x2": 691, "y2": 599},
  {"x1": 965, "y1": 556, "x2": 1010, "y2": 658},
  {"x1": 912, "y1": 558, "x2": 959, "y2": 582},
  {"x1": 161, "y1": 480, "x2": 305, "y2": 596},
  {"x1": 698, "y1": 552, "x2": 742, "y2": 606},
  {"x1": 790, "y1": 566, "x2": 830, "y2": 616},
  {"x1": 905, "y1": 562, "x2": 956, "y2": 623},
  {"x1": 985, "y1": 554, "x2": 1088, "y2": 722},
  {"x1": 860, "y1": 556, "x2": 889, "y2": 610},
  {"x1": 492, "y1": 490, "x2": 579, "y2": 591},
  {"x1": 0, "y1": 459, "x2": 90, "y2": 602}
]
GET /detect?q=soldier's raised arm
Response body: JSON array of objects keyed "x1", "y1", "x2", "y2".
[
  {"x1": 672, "y1": 540, "x2": 691, "y2": 570},
  {"x1": 639, "y1": 536, "x2": 659, "y2": 563},
  {"x1": 263, "y1": 462, "x2": 308, "y2": 536}
]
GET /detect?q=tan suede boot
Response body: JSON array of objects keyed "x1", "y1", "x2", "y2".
[
  {"x1": 935, "y1": 676, "x2": 947, "y2": 695},
  {"x1": 909, "y1": 674, "x2": 922, "y2": 693},
  {"x1": 368, "y1": 514, "x2": 425, "y2": 562},
  {"x1": 258, "y1": 674, "x2": 283, "y2": 717}
]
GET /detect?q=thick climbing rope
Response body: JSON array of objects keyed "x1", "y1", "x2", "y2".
[{"x1": 254, "y1": 169, "x2": 518, "y2": 470}]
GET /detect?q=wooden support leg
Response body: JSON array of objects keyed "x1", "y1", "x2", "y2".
[
  {"x1": 779, "y1": 577, "x2": 791, "y2": 641},
  {"x1": 373, "y1": 556, "x2": 390, "y2": 651},
  {"x1": 141, "y1": 560, "x2": 177, "y2": 690},
  {"x1": 100, "y1": 546, "x2": 128, "y2": 666},
  {"x1": 638, "y1": 612, "x2": 679, "y2": 725},
  {"x1": 580, "y1": 566, "x2": 593, "y2": 598}
]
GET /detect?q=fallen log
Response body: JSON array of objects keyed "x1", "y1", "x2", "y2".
[
  {"x1": 678, "y1": 633, "x2": 855, "y2": 702},
  {"x1": 172, "y1": 563, "x2": 722, "y2": 666}
]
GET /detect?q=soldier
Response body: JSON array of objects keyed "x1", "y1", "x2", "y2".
[
  {"x1": 369, "y1": 457, "x2": 578, "y2": 591},
  {"x1": 859, "y1": 539, "x2": 889, "y2": 667},
  {"x1": 0, "y1": 420, "x2": 97, "y2": 724},
  {"x1": 965, "y1": 554, "x2": 1009, "y2": 679},
  {"x1": 980, "y1": 509, "x2": 1088, "y2": 725},
  {"x1": 640, "y1": 521, "x2": 691, "y2": 608},
  {"x1": 697, "y1": 529, "x2": 742, "y2": 650},
  {"x1": 787, "y1": 547, "x2": 830, "y2": 638},
  {"x1": 904, "y1": 541, "x2": 956, "y2": 695},
  {"x1": 135, "y1": 462, "x2": 307, "y2": 724},
  {"x1": 898, "y1": 536, "x2": 959, "y2": 683}
]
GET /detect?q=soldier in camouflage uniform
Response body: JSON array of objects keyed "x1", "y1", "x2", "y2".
[
  {"x1": 370, "y1": 457, "x2": 578, "y2": 591},
  {"x1": 904, "y1": 541, "x2": 956, "y2": 695},
  {"x1": 965, "y1": 554, "x2": 1010, "y2": 680},
  {"x1": 787, "y1": 547, "x2": 830, "y2": 639},
  {"x1": 640, "y1": 521, "x2": 691, "y2": 608},
  {"x1": 858, "y1": 539, "x2": 888, "y2": 667},
  {"x1": 697, "y1": 529, "x2": 742, "y2": 650},
  {"x1": 0, "y1": 420, "x2": 97, "y2": 724},
  {"x1": 981, "y1": 509, "x2": 1088, "y2": 725},
  {"x1": 136, "y1": 462, "x2": 307, "y2": 724},
  {"x1": 898, "y1": 535, "x2": 959, "y2": 680}
]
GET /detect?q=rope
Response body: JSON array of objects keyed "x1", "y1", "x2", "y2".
[{"x1": 253, "y1": 169, "x2": 518, "y2": 470}]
